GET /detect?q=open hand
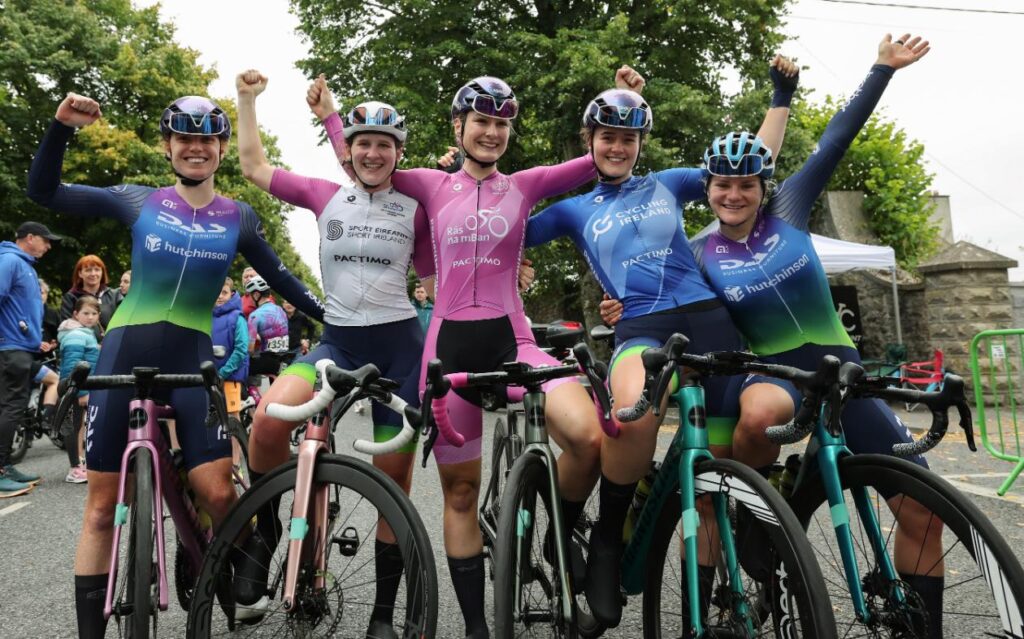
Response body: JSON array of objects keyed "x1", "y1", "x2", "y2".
[{"x1": 877, "y1": 33, "x2": 930, "y2": 70}]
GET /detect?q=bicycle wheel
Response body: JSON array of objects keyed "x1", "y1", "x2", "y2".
[
  {"x1": 493, "y1": 451, "x2": 578, "y2": 639},
  {"x1": 186, "y1": 454, "x2": 437, "y2": 638},
  {"x1": 9, "y1": 421, "x2": 29, "y2": 464},
  {"x1": 115, "y1": 447, "x2": 156, "y2": 638},
  {"x1": 789, "y1": 453, "x2": 1024, "y2": 637},
  {"x1": 643, "y1": 458, "x2": 836, "y2": 638},
  {"x1": 481, "y1": 413, "x2": 517, "y2": 568}
]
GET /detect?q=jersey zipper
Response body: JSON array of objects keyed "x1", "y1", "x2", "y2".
[
  {"x1": 743, "y1": 240, "x2": 804, "y2": 334},
  {"x1": 364, "y1": 191, "x2": 372, "y2": 321},
  {"x1": 473, "y1": 179, "x2": 482, "y2": 307},
  {"x1": 168, "y1": 206, "x2": 198, "y2": 315}
]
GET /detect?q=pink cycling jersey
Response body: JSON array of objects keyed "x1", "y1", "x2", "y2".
[{"x1": 325, "y1": 112, "x2": 597, "y2": 321}]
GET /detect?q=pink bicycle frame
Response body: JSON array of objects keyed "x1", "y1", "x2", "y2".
[{"x1": 104, "y1": 399, "x2": 210, "y2": 618}]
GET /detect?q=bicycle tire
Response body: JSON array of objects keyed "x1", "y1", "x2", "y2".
[
  {"x1": 481, "y1": 414, "x2": 515, "y2": 572},
  {"x1": 186, "y1": 453, "x2": 437, "y2": 638},
  {"x1": 121, "y1": 447, "x2": 156, "y2": 638},
  {"x1": 9, "y1": 422, "x2": 29, "y2": 464},
  {"x1": 225, "y1": 416, "x2": 250, "y2": 491},
  {"x1": 643, "y1": 458, "x2": 836, "y2": 638},
  {"x1": 493, "y1": 451, "x2": 578, "y2": 639},
  {"x1": 788, "y1": 453, "x2": 1024, "y2": 638}
]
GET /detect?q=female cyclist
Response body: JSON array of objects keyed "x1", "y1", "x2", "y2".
[
  {"x1": 318, "y1": 69, "x2": 640, "y2": 638},
  {"x1": 524, "y1": 56, "x2": 797, "y2": 626},
  {"x1": 233, "y1": 69, "x2": 432, "y2": 638},
  {"x1": 27, "y1": 92, "x2": 325, "y2": 639}
]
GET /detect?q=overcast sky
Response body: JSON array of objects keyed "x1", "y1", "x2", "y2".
[{"x1": 144, "y1": 0, "x2": 1024, "y2": 279}]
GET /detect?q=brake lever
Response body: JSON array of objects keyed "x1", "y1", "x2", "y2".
[
  {"x1": 956, "y1": 400, "x2": 977, "y2": 452},
  {"x1": 574, "y1": 343, "x2": 612, "y2": 421}
]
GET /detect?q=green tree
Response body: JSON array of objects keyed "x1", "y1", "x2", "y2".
[
  {"x1": 1, "y1": 0, "x2": 320, "y2": 295},
  {"x1": 291, "y1": 0, "x2": 790, "y2": 321}
]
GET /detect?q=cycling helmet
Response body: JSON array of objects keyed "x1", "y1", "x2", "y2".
[
  {"x1": 342, "y1": 101, "x2": 408, "y2": 144},
  {"x1": 160, "y1": 96, "x2": 231, "y2": 140},
  {"x1": 702, "y1": 131, "x2": 775, "y2": 180},
  {"x1": 582, "y1": 89, "x2": 652, "y2": 134},
  {"x1": 244, "y1": 275, "x2": 270, "y2": 294},
  {"x1": 451, "y1": 77, "x2": 518, "y2": 121}
]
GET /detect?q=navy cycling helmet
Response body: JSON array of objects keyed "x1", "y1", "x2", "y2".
[
  {"x1": 582, "y1": 89, "x2": 652, "y2": 134},
  {"x1": 451, "y1": 77, "x2": 518, "y2": 121},
  {"x1": 160, "y1": 96, "x2": 231, "y2": 140},
  {"x1": 702, "y1": 131, "x2": 775, "y2": 180}
]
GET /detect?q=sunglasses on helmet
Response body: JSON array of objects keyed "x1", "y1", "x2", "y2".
[
  {"x1": 166, "y1": 111, "x2": 230, "y2": 136},
  {"x1": 594, "y1": 103, "x2": 649, "y2": 129},
  {"x1": 347, "y1": 105, "x2": 401, "y2": 126},
  {"x1": 704, "y1": 154, "x2": 766, "y2": 177},
  {"x1": 469, "y1": 94, "x2": 518, "y2": 119}
]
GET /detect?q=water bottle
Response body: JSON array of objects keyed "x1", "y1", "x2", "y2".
[
  {"x1": 623, "y1": 461, "x2": 661, "y2": 543},
  {"x1": 779, "y1": 453, "x2": 801, "y2": 499}
]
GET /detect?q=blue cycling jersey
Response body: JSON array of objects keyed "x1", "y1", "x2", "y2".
[
  {"x1": 27, "y1": 120, "x2": 325, "y2": 335},
  {"x1": 692, "y1": 64, "x2": 895, "y2": 356},
  {"x1": 525, "y1": 169, "x2": 713, "y2": 320}
]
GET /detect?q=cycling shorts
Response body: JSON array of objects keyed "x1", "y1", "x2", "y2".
[
  {"x1": 31, "y1": 360, "x2": 54, "y2": 384},
  {"x1": 424, "y1": 312, "x2": 573, "y2": 465},
  {"x1": 85, "y1": 322, "x2": 230, "y2": 472},
  {"x1": 612, "y1": 300, "x2": 744, "y2": 441},
  {"x1": 281, "y1": 318, "x2": 423, "y2": 454},
  {"x1": 742, "y1": 343, "x2": 926, "y2": 470}
]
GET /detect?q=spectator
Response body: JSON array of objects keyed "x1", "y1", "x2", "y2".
[
  {"x1": 282, "y1": 300, "x2": 318, "y2": 356},
  {"x1": 212, "y1": 278, "x2": 249, "y2": 473},
  {"x1": 245, "y1": 275, "x2": 289, "y2": 376},
  {"x1": 114, "y1": 270, "x2": 130, "y2": 306},
  {"x1": 411, "y1": 281, "x2": 433, "y2": 335},
  {"x1": 0, "y1": 221, "x2": 60, "y2": 497},
  {"x1": 38, "y1": 278, "x2": 59, "y2": 352},
  {"x1": 59, "y1": 254, "x2": 117, "y2": 338},
  {"x1": 58, "y1": 295, "x2": 102, "y2": 484}
]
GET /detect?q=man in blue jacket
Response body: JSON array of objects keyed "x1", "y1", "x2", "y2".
[{"x1": 0, "y1": 221, "x2": 60, "y2": 497}]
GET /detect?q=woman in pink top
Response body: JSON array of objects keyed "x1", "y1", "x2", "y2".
[{"x1": 321, "y1": 70, "x2": 640, "y2": 638}]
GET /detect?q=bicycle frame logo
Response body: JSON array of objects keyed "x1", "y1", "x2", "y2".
[{"x1": 466, "y1": 208, "x2": 509, "y2": 239}]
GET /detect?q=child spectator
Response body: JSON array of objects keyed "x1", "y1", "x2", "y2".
[
  {"x1": 58, "y1": 295, "x2": 101, "y2": 483},
  {"x1": 212, "y1": 278, "x2": 249, "y2": 472}
]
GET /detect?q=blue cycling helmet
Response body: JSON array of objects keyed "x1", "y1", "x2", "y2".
[
  {"x1": 582, "y1": 89, "x2": 653, "y2": 134},
  {"x1": 160, "y1": 96, "x2": 231, "y2": 140},
  {"x1": 702, "y1": 131, "x2": 775, "y2": 180},
  {"x1": 451, "y1": 77, "x2": 518, "y2": 121}
]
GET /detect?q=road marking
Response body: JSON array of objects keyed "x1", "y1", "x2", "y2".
[
  {"x1": 0, "y1": 501, "x2": 30, "y2": 516},
  {"x1": 943, "y1": 472, "x2": 1014, "y2": 479},
  {"x1": 941, "y1": 477, "x2": 1024, "y2": 504}
]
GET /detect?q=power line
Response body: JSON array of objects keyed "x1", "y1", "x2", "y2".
[{"x1": 816, "y1": 0, "x2": 1024, "y2": 15}]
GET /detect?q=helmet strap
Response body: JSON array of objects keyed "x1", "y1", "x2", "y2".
[
  {"x1": 165, "y1": 148, "x2": 213, "y2": 187},
  {"x1": 591, "y1": 133, "x2": 641, "y2": 183},
  {"x1": 458, "y1": 125, "x2": 497, "y2": 169}
]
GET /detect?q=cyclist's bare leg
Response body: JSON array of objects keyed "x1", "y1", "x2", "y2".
[
  {"x1": 731, "y1": 382, "x2": 794, "y2": 470},
  {"x1": 373, "y1": 451, "x2": 415, "y2": 543},
  {"x1": 545, "y1": 381, "x2": 602, "y2": 501},
  {"x1": 438, "y1": 458, "x2": 483, "y2": 556},
  {"x1": 891, "y1": 495, "x2": 945, "y2": 576},
  {"x1": 41, "y1": 370, "x2": 59, "y2": 406},
  {"x1": 74, "y1": 470, "x2": 121, "y2": 574},
  {"x1": 188, "y1": 457, "x2": 236, "y2": 529},
  {"x1": 601, "y1": 352, "x2": 668, "y2": 484},
  {"x1": 247, "y1": 375, "x2": 312, "y2": 474}
]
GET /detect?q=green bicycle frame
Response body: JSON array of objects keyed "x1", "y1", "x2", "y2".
[{"x1": 620, "y1": 380, "x2": 754, "y2": 636}]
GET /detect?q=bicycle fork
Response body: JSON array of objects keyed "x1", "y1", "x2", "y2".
[{"x1": 282, "y1": 423, "x2": 330, "y2": 612}]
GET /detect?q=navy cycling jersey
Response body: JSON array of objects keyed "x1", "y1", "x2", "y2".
[
  {"x1": 525, "y1": 169, "x2": 714, "y2": 320},
  {"x1": 27, "y1": 120, "x2": 325, "y2": 335},
  {"x1": 692, "y1": 64, "x2": 895, "y2": 356}
]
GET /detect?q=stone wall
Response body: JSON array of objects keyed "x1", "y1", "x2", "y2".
[
  {"x1": 1011, "y1": 282, "x2": 1024, "y2": 329},
  {"x1": 829, "y1": 270, "x2": 928, "y2": 360},
  {"x1": 919, "y1": 242, "x2": 1019, "y2": 405}
]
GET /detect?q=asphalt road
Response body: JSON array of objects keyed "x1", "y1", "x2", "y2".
[{"x1": 2, "y1": 405, "x2": 1022, "y2": 638}]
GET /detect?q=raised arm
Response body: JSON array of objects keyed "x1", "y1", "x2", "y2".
[
  {"x1": 27, "y1": 94, "x2": 144, "y2": 223},
  {"x1": 308, "y1": 74, "x2": 359, "y2": 183},
  {"x1": 769, "y1": 33, "x2": 930, "y2": 230},
  {"x1": 236, "y1": 70, "x2": 276, "y2": 191},
  {"x1": 236, "y1": 205, "x2": 326, "y2": 322},
  {"x1": 754, "y1": 55, "x2": 800, "y2": 159}
]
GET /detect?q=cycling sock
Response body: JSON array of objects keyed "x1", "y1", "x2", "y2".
[
  {"x1": 41, "y1": 403, "x2": 55, "y2": 425},
  {"x1": 248, "y1": 470, "x2": 282, "y2": 542},
  {"x1": 371, "y1": 540, "x2": 404, "y2": 624},
  {"x1": 899, "y1": 572, "x2": 944, "y2": 639},
  {"x1": 74, "y1": 574, "x2": 109, "y2": 639},
  {"x1": 447, "y1": 553, "x2": 489, "y2": 638},
  {"x1": 595, "y1": 475, "x2": 637, "y2": 545},
  {"x1": 561, "y1": 498, "x2": 586, "y2": 531}
]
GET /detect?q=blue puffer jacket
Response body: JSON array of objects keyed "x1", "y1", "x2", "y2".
[
  {"x1": 212, "y1": 293, "x2": 249, "y2": 382},
  {"x1": 58, "y1": 318, "x2": 100, "y2": 396}
]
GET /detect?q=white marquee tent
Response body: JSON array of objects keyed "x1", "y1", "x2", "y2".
[{"x1": 811, "y1": 233, "x2": 902, "y2": 343}]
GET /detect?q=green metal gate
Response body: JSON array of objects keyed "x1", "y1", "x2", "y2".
[{"x1": 970, "y1": 329, "x2": 1024, "y2": 495}]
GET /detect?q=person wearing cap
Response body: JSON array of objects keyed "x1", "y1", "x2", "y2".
[{"x1": 0, "y1": 221, "x2": 60, "y2": 497}]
